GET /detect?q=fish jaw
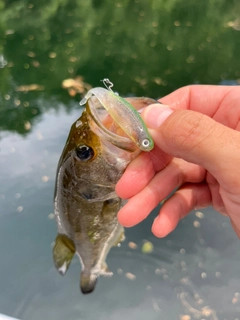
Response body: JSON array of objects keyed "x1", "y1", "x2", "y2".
[
  {"x1": 86, "y1": 107, "x2": 140, "y2": 174},
  {"x1": 86, "y1": 99, "x2": 139, "y2": 154},
  {"x1": 82, "y1": 88, "x2": 154, "y2": 151}
]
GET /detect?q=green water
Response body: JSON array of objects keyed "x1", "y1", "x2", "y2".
[{"x1": 0, "y1": 1, "x2": 240, "y2": 319}]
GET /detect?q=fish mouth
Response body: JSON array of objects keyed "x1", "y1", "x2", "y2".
[{"x1": 87, "y1": 96, "x2": 139, "y2": 152}]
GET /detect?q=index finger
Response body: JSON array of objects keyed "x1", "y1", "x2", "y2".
[
  {"x1": 125, "y1": 97, "x2": 159, "y2": 110},
  {"x1": 160, "y1": 85, "x2": 236, "y2": 116}
]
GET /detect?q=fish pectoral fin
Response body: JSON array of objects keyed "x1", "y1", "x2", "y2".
[
  {"x1": 53, "y1": 234, "x2": 76, "y2": 276},
  {"x1": 113, "y1": 229, "x2": 125, "y2": 246},
  {"x1": 101, "y1": 262, "x2": 113, "y2": 276},
  {"x1": 80, "y1": 272, "x2": 98, "y2": 294}
]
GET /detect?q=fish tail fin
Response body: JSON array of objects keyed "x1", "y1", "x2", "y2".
[
  {"x1": 53, "y1": 234, "x2": 75, "y2": 276},
  {"x1": 80, "y1": 272, "x2": 98, "y2": 294}
]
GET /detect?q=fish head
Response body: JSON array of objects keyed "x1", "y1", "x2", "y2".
[{"x1": 57, "y1": 97, "x2": 141, "y2": 193}]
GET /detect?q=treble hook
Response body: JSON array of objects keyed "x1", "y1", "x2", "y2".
[{"x1": 101, "y1": 78, "x2": 114, "y2": 91}]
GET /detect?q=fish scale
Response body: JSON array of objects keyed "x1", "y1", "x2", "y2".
[{"x1": 53, "y1": 85, "x2": 155, "y2": 293}]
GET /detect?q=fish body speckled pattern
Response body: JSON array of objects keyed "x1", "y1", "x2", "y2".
[{"x1": 53, "y1": 85, "x2": 156, "y2": 293}]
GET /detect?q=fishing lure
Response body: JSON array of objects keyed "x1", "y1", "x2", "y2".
[{"x1": 80, "y1": 79, "x2": 154, "y2": 151}]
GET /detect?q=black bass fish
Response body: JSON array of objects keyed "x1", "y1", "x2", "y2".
[{"x1": 53, "y1": 84, "x2": 155, "y2": 294}]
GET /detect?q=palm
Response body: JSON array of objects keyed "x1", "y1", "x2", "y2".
[{"x1": 116, "y1": 85, "x2": 240, "y2": 238}]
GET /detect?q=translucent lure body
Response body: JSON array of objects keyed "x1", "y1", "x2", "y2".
[{"x1": 80, "y1": 87, "x2": 154, "y2": 151}]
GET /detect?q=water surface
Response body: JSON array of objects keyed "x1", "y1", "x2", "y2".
[{"x1": 0, "y1": 1, "x2": 240, "y2": 319}]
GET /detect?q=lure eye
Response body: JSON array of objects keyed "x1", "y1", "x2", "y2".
[
  {"x1": 76, "y1": 145, "x2": 94, "y2": 161},
  {"x1": 142, "y1": 139, "x2": 150, "y2": 149}
]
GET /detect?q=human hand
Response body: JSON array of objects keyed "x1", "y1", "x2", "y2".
[{"x1": 116, "y1": 85, "x2": 240, "y2": 238}]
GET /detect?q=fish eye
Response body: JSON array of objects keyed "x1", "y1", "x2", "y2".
[
  {"x1": 142, "y1": 139, "x2": 150, "y2": 148},
  {"x1": 76, "y1": 145, "x2": 94, "y2": 161}
]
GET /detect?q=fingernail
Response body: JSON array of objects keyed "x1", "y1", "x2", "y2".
[{"x1": 142, "y1": 104, "x2": 173, "y2": 129}]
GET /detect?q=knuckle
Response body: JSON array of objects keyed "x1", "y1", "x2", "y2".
[{"x1": 166, "y1": 110, "x2": 213, "y2": 152}]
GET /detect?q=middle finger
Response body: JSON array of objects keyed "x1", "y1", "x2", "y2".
[{"x1": 118, "y1": 158, "x2": 206, "y2": 226}]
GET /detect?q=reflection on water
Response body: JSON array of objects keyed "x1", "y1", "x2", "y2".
[
  {"x1": 1, "y1": 0, "x2": 240, "y2": 319},
  {"x1": 1, "y1": 0, "x2": 240, "y2": 135},
  {"x1": 0, "y1": 108, "x2": 240, "y2": 320}
]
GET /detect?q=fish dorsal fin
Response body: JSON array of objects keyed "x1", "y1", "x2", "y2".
[{"x1": 53, "y1": 234, "x2": 76, "y2": 276}]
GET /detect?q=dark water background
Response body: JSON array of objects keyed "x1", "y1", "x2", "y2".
[{"x1": 0, "y1": 1, "x2": 240, "y2": 319}]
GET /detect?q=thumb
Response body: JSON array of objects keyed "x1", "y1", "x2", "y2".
[{"x1": 142, "y1": 104, "x2": 240, "y2": 180}]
